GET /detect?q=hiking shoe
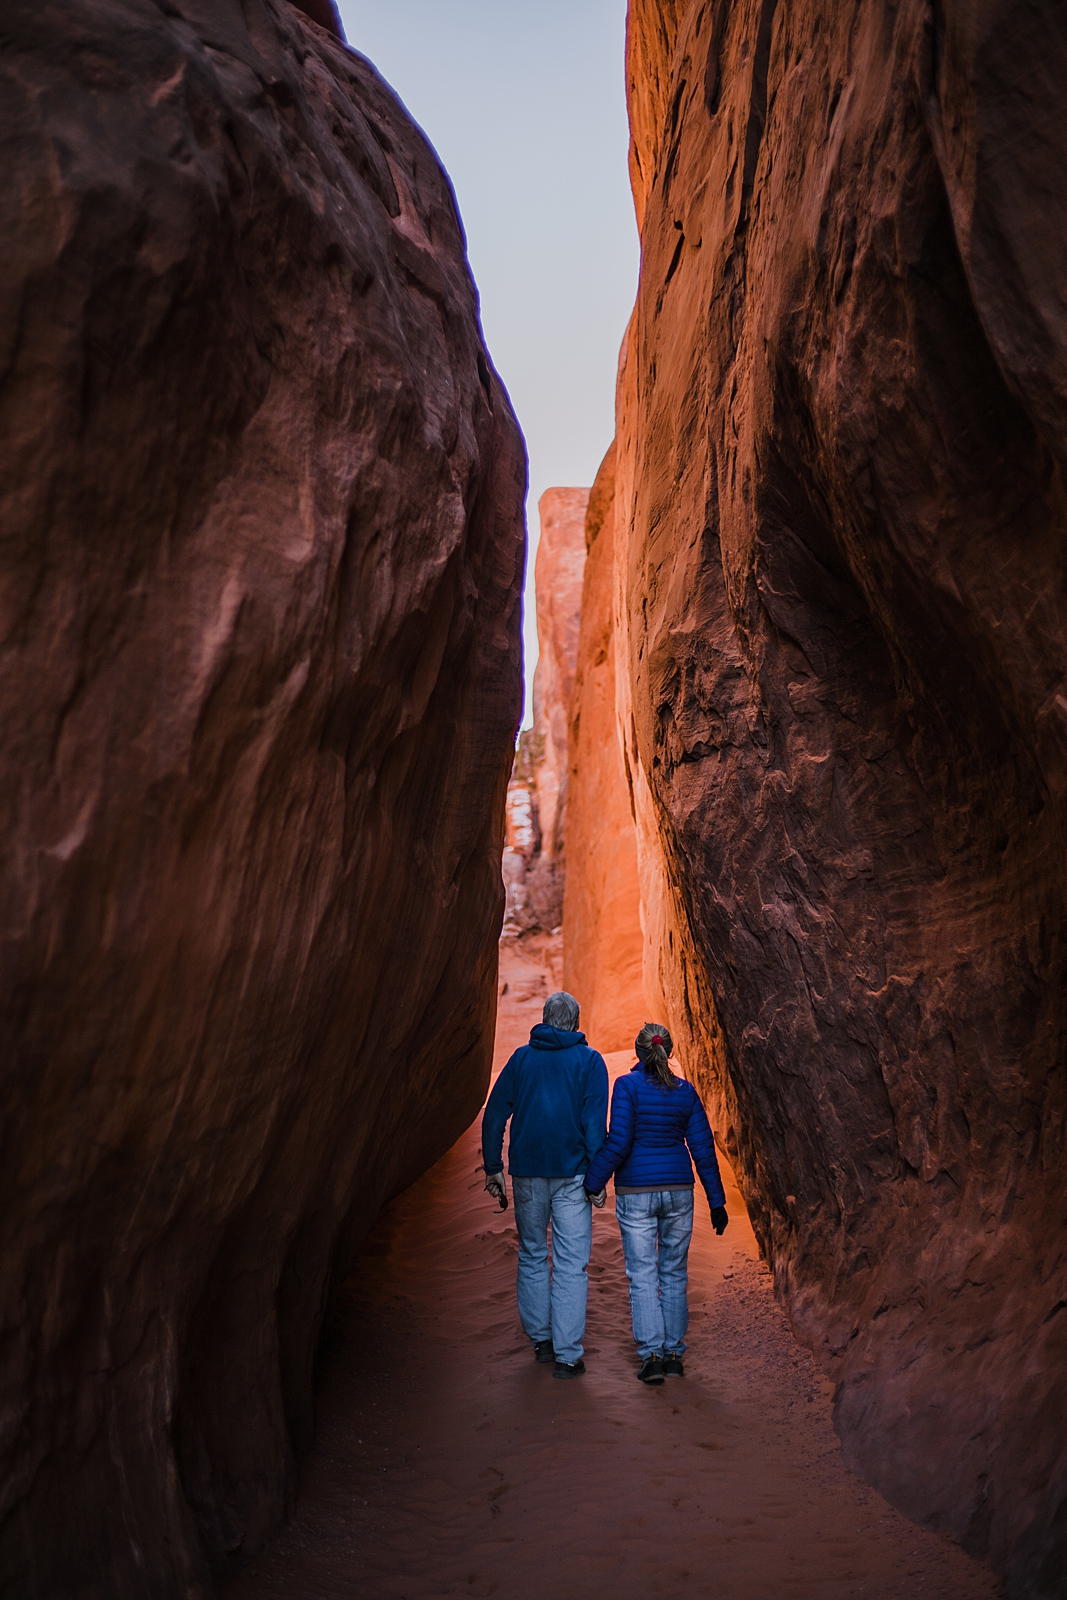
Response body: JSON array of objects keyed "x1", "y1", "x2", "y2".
[
  {"x1": 662, "y1": 1351, "x2": 685, "y2": 1378},
  {"x1": 553, "y1": 1359, "x2": 586, "y2": 1380},
  {"x1": 638, "y1": 1354, "x2": 665, "y2": 1385},
  {"x1": 534, "y1": 1341, "x2": 556, "y2": 1365}
]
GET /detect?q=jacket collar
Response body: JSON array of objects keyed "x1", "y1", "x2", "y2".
[{"x1": 631, "y1": 1060, "x2": 681, "y2": 1086}]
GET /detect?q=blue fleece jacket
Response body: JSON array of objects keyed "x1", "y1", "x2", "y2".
[
  {"x1": 583, "y1": 1064, "x2": 726, "y2": 1209},
  {"x1": 481, "y1": 1025, "x2": 609, "y2": 1179}
]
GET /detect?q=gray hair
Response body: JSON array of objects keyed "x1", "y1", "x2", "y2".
[{"x1": 543, "y1": 991, "x2": 580, "y2": 1030}]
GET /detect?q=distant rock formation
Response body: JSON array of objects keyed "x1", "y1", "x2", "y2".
[
  {"x1": 0, "y1": 2, "x2": 523, "y2": 1594},
  {"x1": 561, "y1": 446, "x2": 645, "y2": 1051},
  {"x1": 531, "y1": 488, "x2": 590, "y2": 865},
  {"x1": 564, "y1": 1, "x2": 1067, "y2": 1593},
  {"x1": 503, "y1": 489, "x2": 587, "y2": 936},
  {"x1": 502, "y1": 729, "x2": 553, "y2": 934}
]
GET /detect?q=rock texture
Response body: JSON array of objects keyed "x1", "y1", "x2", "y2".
[
  {"x1": 501, "y1": 732, "x2": 550, "y2": 935},
  {"x1": 0, "y1": 3, "x2": 524, "y2": 1595},
  {"x1": 562, "y1": 446, "x2": 645, "y2": 1051},
  {"x1": 291, "y1": 0, "x2": 344, "y2": 40},
  {"x1": 608, "y1": 1, "x2": 1067, "y2": 1594},
  {"x1": 530, "y1": 488, "x2": 589, "y2": 873},
  {"x1": 502, "y1": 489, "x2": 588, "y2": 935}
]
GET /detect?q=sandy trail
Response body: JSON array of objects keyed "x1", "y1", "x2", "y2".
[{"x1": 228, "y1": 935, "x2": 999, "y2": 1600}]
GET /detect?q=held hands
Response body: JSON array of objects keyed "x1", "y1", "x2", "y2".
[
  {"x1": 485, "y1": 1171, "x2": 508, "y2": 1212},
  {"x1": 588, "y1": 1187, "x2": 607, "y2": 1209},
  {"x1": 710, "y1": 1205, "x2": 728, "y2": 1236}
]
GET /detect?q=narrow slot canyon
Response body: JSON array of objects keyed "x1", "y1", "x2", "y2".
[
  {"x1": 224, "y1": 931, "x2": 1000, "y2": 1600},
  {"x1": 2, "y1": 1, "x2": 1065, "y2": 1598}
]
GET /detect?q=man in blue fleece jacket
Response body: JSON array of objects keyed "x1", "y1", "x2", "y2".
[{"x1": 482, "y1": 990, "x2": 608, "y2": 1379}]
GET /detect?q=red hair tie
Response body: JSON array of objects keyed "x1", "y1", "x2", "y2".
[{"x1": 651, "y1": 1035, "x2": 664, "y2": 1046}]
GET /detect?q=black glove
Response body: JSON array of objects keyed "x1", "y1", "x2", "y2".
[
  {"x1": 485, "y1": 1171, "x2": 508, "y2": 1211},
  {"x1": 711, "y1": 1206, "x2": 728, "y2": 1235}
]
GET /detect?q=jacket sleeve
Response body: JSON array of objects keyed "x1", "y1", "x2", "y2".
[
  {"x1": 584, "y1": 1076, "x2": 636, "y2": 1193},
  {"x1": 580, "y1": 1051, "x2": 609, "y2": 1171},
  {"x1": 684, "y1": 1088, "x2": 726, "y2": 1209},
  {"x1": 481, "y1": 1055, "x2": 517, "y2": 1174}
]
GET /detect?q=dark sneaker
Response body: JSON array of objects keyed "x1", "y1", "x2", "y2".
[
  {"x1": 662, "y1": 1351, "x2": 685, "y2": 1378},
  {"x1": 638, "y1": 1354, "x2": 665, "y2": 1385},
  {"x1": 534, "y1": 1341, "x2": 556, "y2": 1364},
  {"x1": 553, "y1": 1359, "x2": 586, "y2": 1380}
]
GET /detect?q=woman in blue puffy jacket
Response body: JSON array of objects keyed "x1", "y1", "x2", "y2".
[{"x1": 584, "y1": 1022, "x2": 729, "y2": 1385}]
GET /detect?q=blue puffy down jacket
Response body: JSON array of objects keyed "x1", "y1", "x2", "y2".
[{"x1": 583, "y1": 1064, "x2": 726, "y2": 1208}]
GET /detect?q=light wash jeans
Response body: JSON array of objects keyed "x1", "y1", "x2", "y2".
[
  {"x1": 512, "y1": 1174, "x2": 592, "y2": 1365},
  {"x1": 615, "y1": 1188, "x2": 695, "y2": 1359}
]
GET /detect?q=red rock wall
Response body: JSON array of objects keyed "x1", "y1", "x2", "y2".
[
  {"x1": 291, "y1": 0, "x2": 344, "y2": 39},
  {"x1": 503, "y1": 489, "x2": 589, "y2": 935},
  {"x1": 531, "y1": 487, "x2": 589, "y2": 867},
  {"x1": 562, "y1": 446, "x2": 646, "y2": 1051},
  {"x1": 501, "y1": 731, "x2": 549, "y2": 935},
  {"x1": 0, "y1": 3, "x2": 524, "y2": 1594},
  {"x1": 615, "y1": 1, "x2": 1067, "y2": 1593}
]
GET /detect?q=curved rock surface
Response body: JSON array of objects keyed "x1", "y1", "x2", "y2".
[
  {"x1": 608, "y1": 0, "x2": 1067, "y2": 1593},
  {"x1": 562, "y1": 445, "x2": 645, "y2": 1051},
  {"x1": 0, "y1": 2, "x2": 524, "y2": 1594}
]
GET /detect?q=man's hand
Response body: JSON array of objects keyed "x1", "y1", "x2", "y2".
[
  {"x1": 711, "y1": 1205, "x2": 728, "y2": 1235},
  {"x1": 485, "y1": 1171, "x2": 507, "y2": 1211},
  {"x1": 588, "y1": 1187, "x2": 607, "y2": 1209}
]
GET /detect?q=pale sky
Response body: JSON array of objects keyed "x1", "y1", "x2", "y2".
[{"x1": 336, "y1": 0, "x2": 639, "y2": 726}]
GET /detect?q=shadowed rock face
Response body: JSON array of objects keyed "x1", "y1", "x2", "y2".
[
  {"x1": 291, "y1": 0, "x2": 344, "y2": 39},
  {"x1": 0, "y1": 3, "x2": 524, "y2": 1594},
  {"x1": 615, "y1": 0, "x2": 1067, "y2": 1592}
]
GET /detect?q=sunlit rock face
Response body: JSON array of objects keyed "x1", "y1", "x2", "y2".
[
  {"x1": 0, "y1": 2, "x2": 524, "y2": 1594},
  {"x1": 504, "y1": 489, "x2": 588, "y2": 935},
  {"x1": 562, "y1": 446, "x2": 645, "y2": 1052},
  {"x1": 617, "y1": 0, "x2": 1067, "y2": 1592},
  {"x1": 531, "y1": 488, "x2": 589, "y2": 872}
]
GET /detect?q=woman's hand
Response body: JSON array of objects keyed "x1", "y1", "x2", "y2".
[
  {"x1": 710, "y1": 1205, "x2": 728, "y2": 1235},
  {"x1": 587, "y1": 1187, "x2": 607, "y2": 1208}
]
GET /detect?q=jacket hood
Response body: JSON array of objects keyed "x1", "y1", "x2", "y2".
[{"x1": 529, "y1": 1024, "x2": 587, "y2": 1050}]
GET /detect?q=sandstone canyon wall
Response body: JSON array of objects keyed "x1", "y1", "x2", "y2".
[
  {"x1": 531, "y1": 487, "x2": 589, "y2": 868},
  {"x1": 0, "y1": 3, "x2": 524, "y2": 1595},
  {"x1": 501, "y1": 732, "x2": 548, "y2": 934},
  {"x1": 600, "y1": 0, "x2": 1067, "y2": 1593},
  {"x1": 561, "y1": 446, "x2": 645, "y2": 1051},
  {"x1": 502, "y1": 489, "x2": 587, "y2": 935}
]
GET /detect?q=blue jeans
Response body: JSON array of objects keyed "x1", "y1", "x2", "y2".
[
  {"x1": 615, "y1": 1189, "x2": 695, "y2": 1359},
  {"x1": 512, "y1": 1175, "x2": 592, "y2": 1365}
]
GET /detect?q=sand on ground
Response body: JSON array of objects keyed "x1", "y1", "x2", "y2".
[{"x1": 227, "y1": 933, "x2": 1000, "y2": 1600}]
